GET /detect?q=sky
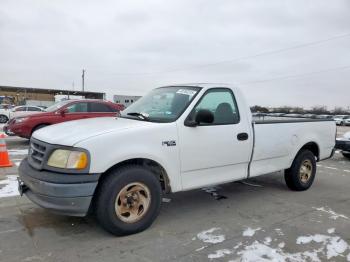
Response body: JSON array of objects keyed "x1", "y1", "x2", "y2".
[{"x1": 1, "y1": 0, "x2": 350, "y2": 109}]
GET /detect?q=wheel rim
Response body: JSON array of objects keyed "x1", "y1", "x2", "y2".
[
  {"x1": 299, "y1": 159, "x2": 313, "y2": 183},
  {"x1": 0, "y1": 115, "x2": 7, "y2": 123},
  {"x1": 115, "y1": 182, "x2": 151, "y2": 223}
]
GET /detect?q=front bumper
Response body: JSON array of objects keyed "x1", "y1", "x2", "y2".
[
  {"x1": 18, "y1": 158, "x2": 100, "y2": 216},
  {"x1": 2, "y1": 124, "x2": 15, "y2": 136}
]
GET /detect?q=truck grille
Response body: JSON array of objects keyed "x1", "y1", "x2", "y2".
[{"x1": 28, "y1": 139, "x2": 49, "y2": 169}]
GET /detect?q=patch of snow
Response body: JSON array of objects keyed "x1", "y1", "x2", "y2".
[
  {"x1": 220, "y1": 227, "x2": 350, "y2": 262},
  {"x1": 197, "y1": 228, "x2": 225, "y2": 244},
  {"x1": 327, "y1": 228, "x2": 335, "y2": 234},
  {"x1": 296, "y1": 234, "x2": 328, "y2": 244},
  {"x1": 236, "y1": 241, "x2": 287, "y2": 261},
  {"x1": 162, "y1": 198, "x2": 171, "y2": 203},
  {"x1": 243, "y1": 227, "x2": 261, "y2": 237},
  {"x1": 231, "y1": 241, "x2": 325, "y2": 262},
  {"x1": 313, "y1": 206, "x2": 349, "y2": 220},
  {"x1": 296, "y1": 234, "x2": 350, "y2": 260},
  {"x1": 233, "y1": 242, "x2": 242, "y2": 249},
  {"x1": 8, "y1": 149, "x2": 28, "y2": 156},
  {"x1": 0, "y1": 175, "x2": 19, "y2": 198},
  {"x1": 275, "y1": 228, "x2": 284, "y2": 236},
  {"x1": 326, "y1": 237, "x2": 348, "y2": 259},
  {"x1": 195, "y1": 246, "x2": 207, "y2": 252},
  {"x1": 202, "y1": 187, "x2": 219, "y2": 193},
  {"x1": 14, "y1": 161, "x2": 21, "y2": 167},
  {"x1": 208, "y1": 249, "x2": 232, "y2": 259},
  {"x1": 264, "y1": 237, "x2": 272, "y2": 244}
]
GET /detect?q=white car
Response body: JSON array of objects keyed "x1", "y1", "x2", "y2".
[
  {"x1": 344, "y1": 117, "x2": 350, "y2": 126},
  {"x1": 333, "y1": 115, "x2": 349, "y2": 126},
  {"x1": 18, "y1": 83, "x2": 336, "y2": 236},
  {"x1": 9, "y1": 105, "x2": 45, "y2": 119},
  {"x1": 0, "y1": 104, "x2": 12, "y2": 123},
  {"x1": 335, "y1": 132, "x2": 350, "y2": 159}
]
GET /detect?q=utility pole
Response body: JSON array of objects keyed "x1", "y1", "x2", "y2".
[{"x1": 82, "y1": 69, "x2": 85, "y2": 92}]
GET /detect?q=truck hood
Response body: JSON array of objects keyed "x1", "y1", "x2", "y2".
[{"x1": 32, "y1": 117, "x2": 152, "y2": 146}]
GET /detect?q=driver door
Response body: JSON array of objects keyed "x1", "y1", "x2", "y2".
[{"x1": 178, "y1": 88, "x2": 252, "y2": 190}]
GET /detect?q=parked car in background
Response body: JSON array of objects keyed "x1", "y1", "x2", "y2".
[
  {"x1": 9, "y1": 105, "x2": 46, "y2": 119},
  {"x1": 266, "y1": 113, "x2": 286, "y2": 117},
  {"x1": 0, "y1": 104, "x2": 12, "y2": 123},
  {"x1": 335, "y1": 132, "x2": 350, "y2": 159},
  {"x1": 4, "y1": 100, "x2": 123, "y2": 138},
  {"x1": 333, "y1": 115, "x2": 349, "y2": 126},
  {"x1": 344, "y1": 117, "x2": 350, "y2": 126},
  {"x1": 315, "y1": 114, "x2": 333, "y2": 119},
  {"x1": 301, "y1": 114, "x2": 316, "y2": 118},
  {"x1": 283, "y1": 113, "x2": 302, "y2": 118}
]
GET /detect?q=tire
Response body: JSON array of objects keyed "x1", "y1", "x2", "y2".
[
  {"x1": 284, "y1": 150, "x2": 316, "y2": 191},
  {"x1": 95, "y1": 165, "x2": 162, "y2": 236},
  {"x1": 0, "y1": 114, "x2": 9, "y2": 123},
  {"x1": 342, "y1": 152, "x2": 350, "y2": 160}
]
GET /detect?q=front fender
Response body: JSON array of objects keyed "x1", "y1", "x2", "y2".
[{"x1": 76, "y1": 123, "x2": 183, "y2": 192}]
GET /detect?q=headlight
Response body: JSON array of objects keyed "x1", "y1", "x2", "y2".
[
  {"x1": 15, "y1": 117, "x2": 29, "y2": 123},
  {"x1": 47, "y1": 149, "x2": 88, "y2": 169}
]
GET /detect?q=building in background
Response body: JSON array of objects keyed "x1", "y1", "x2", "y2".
[
  {"x1": 113, "y1": 95, "x2": 141, "y2": 108},
  {"x1": 0, "y1": 86, "x2": 106, "y2": 106}
]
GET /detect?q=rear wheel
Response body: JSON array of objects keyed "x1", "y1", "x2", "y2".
[
  {"x1": 342, "y1": 152, "x2": 350, "y2": 160},
  {"x1": 95, "y1": 165, "x2": 162, "y2": 236},
  {"x1": 0, "y1": 115, "x2": 8, "y2": 123},
  {"x1": 284, "y1": 150, "x2": 316, "y2": 191}
]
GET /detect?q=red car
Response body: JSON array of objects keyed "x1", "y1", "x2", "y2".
[{"x1": 4, "y1": 100, "x2": 124, "y2": 139}]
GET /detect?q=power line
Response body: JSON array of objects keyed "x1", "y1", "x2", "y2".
[
  {"x1": 240, "y1": 64, "x2": 350, "y2": 85},
  {"x1": 100, "y1": 32, "x2": 350, "y2": 76}
]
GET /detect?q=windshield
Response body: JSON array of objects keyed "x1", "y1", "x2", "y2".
[
  {"x1": 45, "y1": 100, "x2": 72, "y2": 112},
  {"x1": 120, "y1": 86, "x2": 201, "y2": 122}
]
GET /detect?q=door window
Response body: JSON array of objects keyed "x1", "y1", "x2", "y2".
[
  {"x1": 66, "y1": 103, "x2": 88, "y2": 113},
  {"x1": 27, "y1": 107, "x2": 42, "y2": 111},
  {"x1": 190, "y1": 89, "x2": 240, "y2": 125},
  {"x1": 14, "y1": 106, "x2": 26, "y2": 112},
  {"x1": 89, "y1": 102, "x2": 113, "y2": 112}
]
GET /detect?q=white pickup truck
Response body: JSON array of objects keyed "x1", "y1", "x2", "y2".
[{"x1": 18, "y1": 84, "x2": 336, "y2": 236}]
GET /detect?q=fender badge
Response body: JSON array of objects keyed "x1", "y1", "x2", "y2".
[{"x1": 162, "y1": 141, "x2": 176, "y2": 147}]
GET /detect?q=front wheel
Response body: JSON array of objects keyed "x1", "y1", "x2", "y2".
[
  {"x1": 342, "y1": 152, "x2": 350, "y2": 160},
  {"x1": 0, "y1": 114, "x2": 9, "y2": 123},
  {"x1": 95, "y1": 165, "x2": 162, "y2": 236},
  {"x1": 284, "y1": 150, "x2": 316, "y2": 191}
]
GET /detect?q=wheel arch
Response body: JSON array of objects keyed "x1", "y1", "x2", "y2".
[
  {"x1": 296, "y1": 142, "x2": 320, "y2": 161},
  {"x1": 31, "y1": 123, "x2": 51, "y2": 134},
  {"x1": 98, "y1": 158, "x2": 172, "y2": 194}
]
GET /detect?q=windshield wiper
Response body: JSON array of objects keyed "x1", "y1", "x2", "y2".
[{"x1": 126, "y1": 112, "x2": 150, "y2": 121}]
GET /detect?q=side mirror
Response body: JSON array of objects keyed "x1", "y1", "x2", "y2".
[
  {"x1": 185, "y1": 109, "x2": 214, "y2": 127},
  {"x1": 60, "y1": 108, "x2": 68, "y2": 116}
]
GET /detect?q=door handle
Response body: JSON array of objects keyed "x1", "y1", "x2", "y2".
[{"x1": 237, "y1": 132, "x2": 249, "y2": 141}]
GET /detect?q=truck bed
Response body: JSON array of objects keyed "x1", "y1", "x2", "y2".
[{"x1": 249, "y1": 118, "x2": 335, "y2": 178}]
